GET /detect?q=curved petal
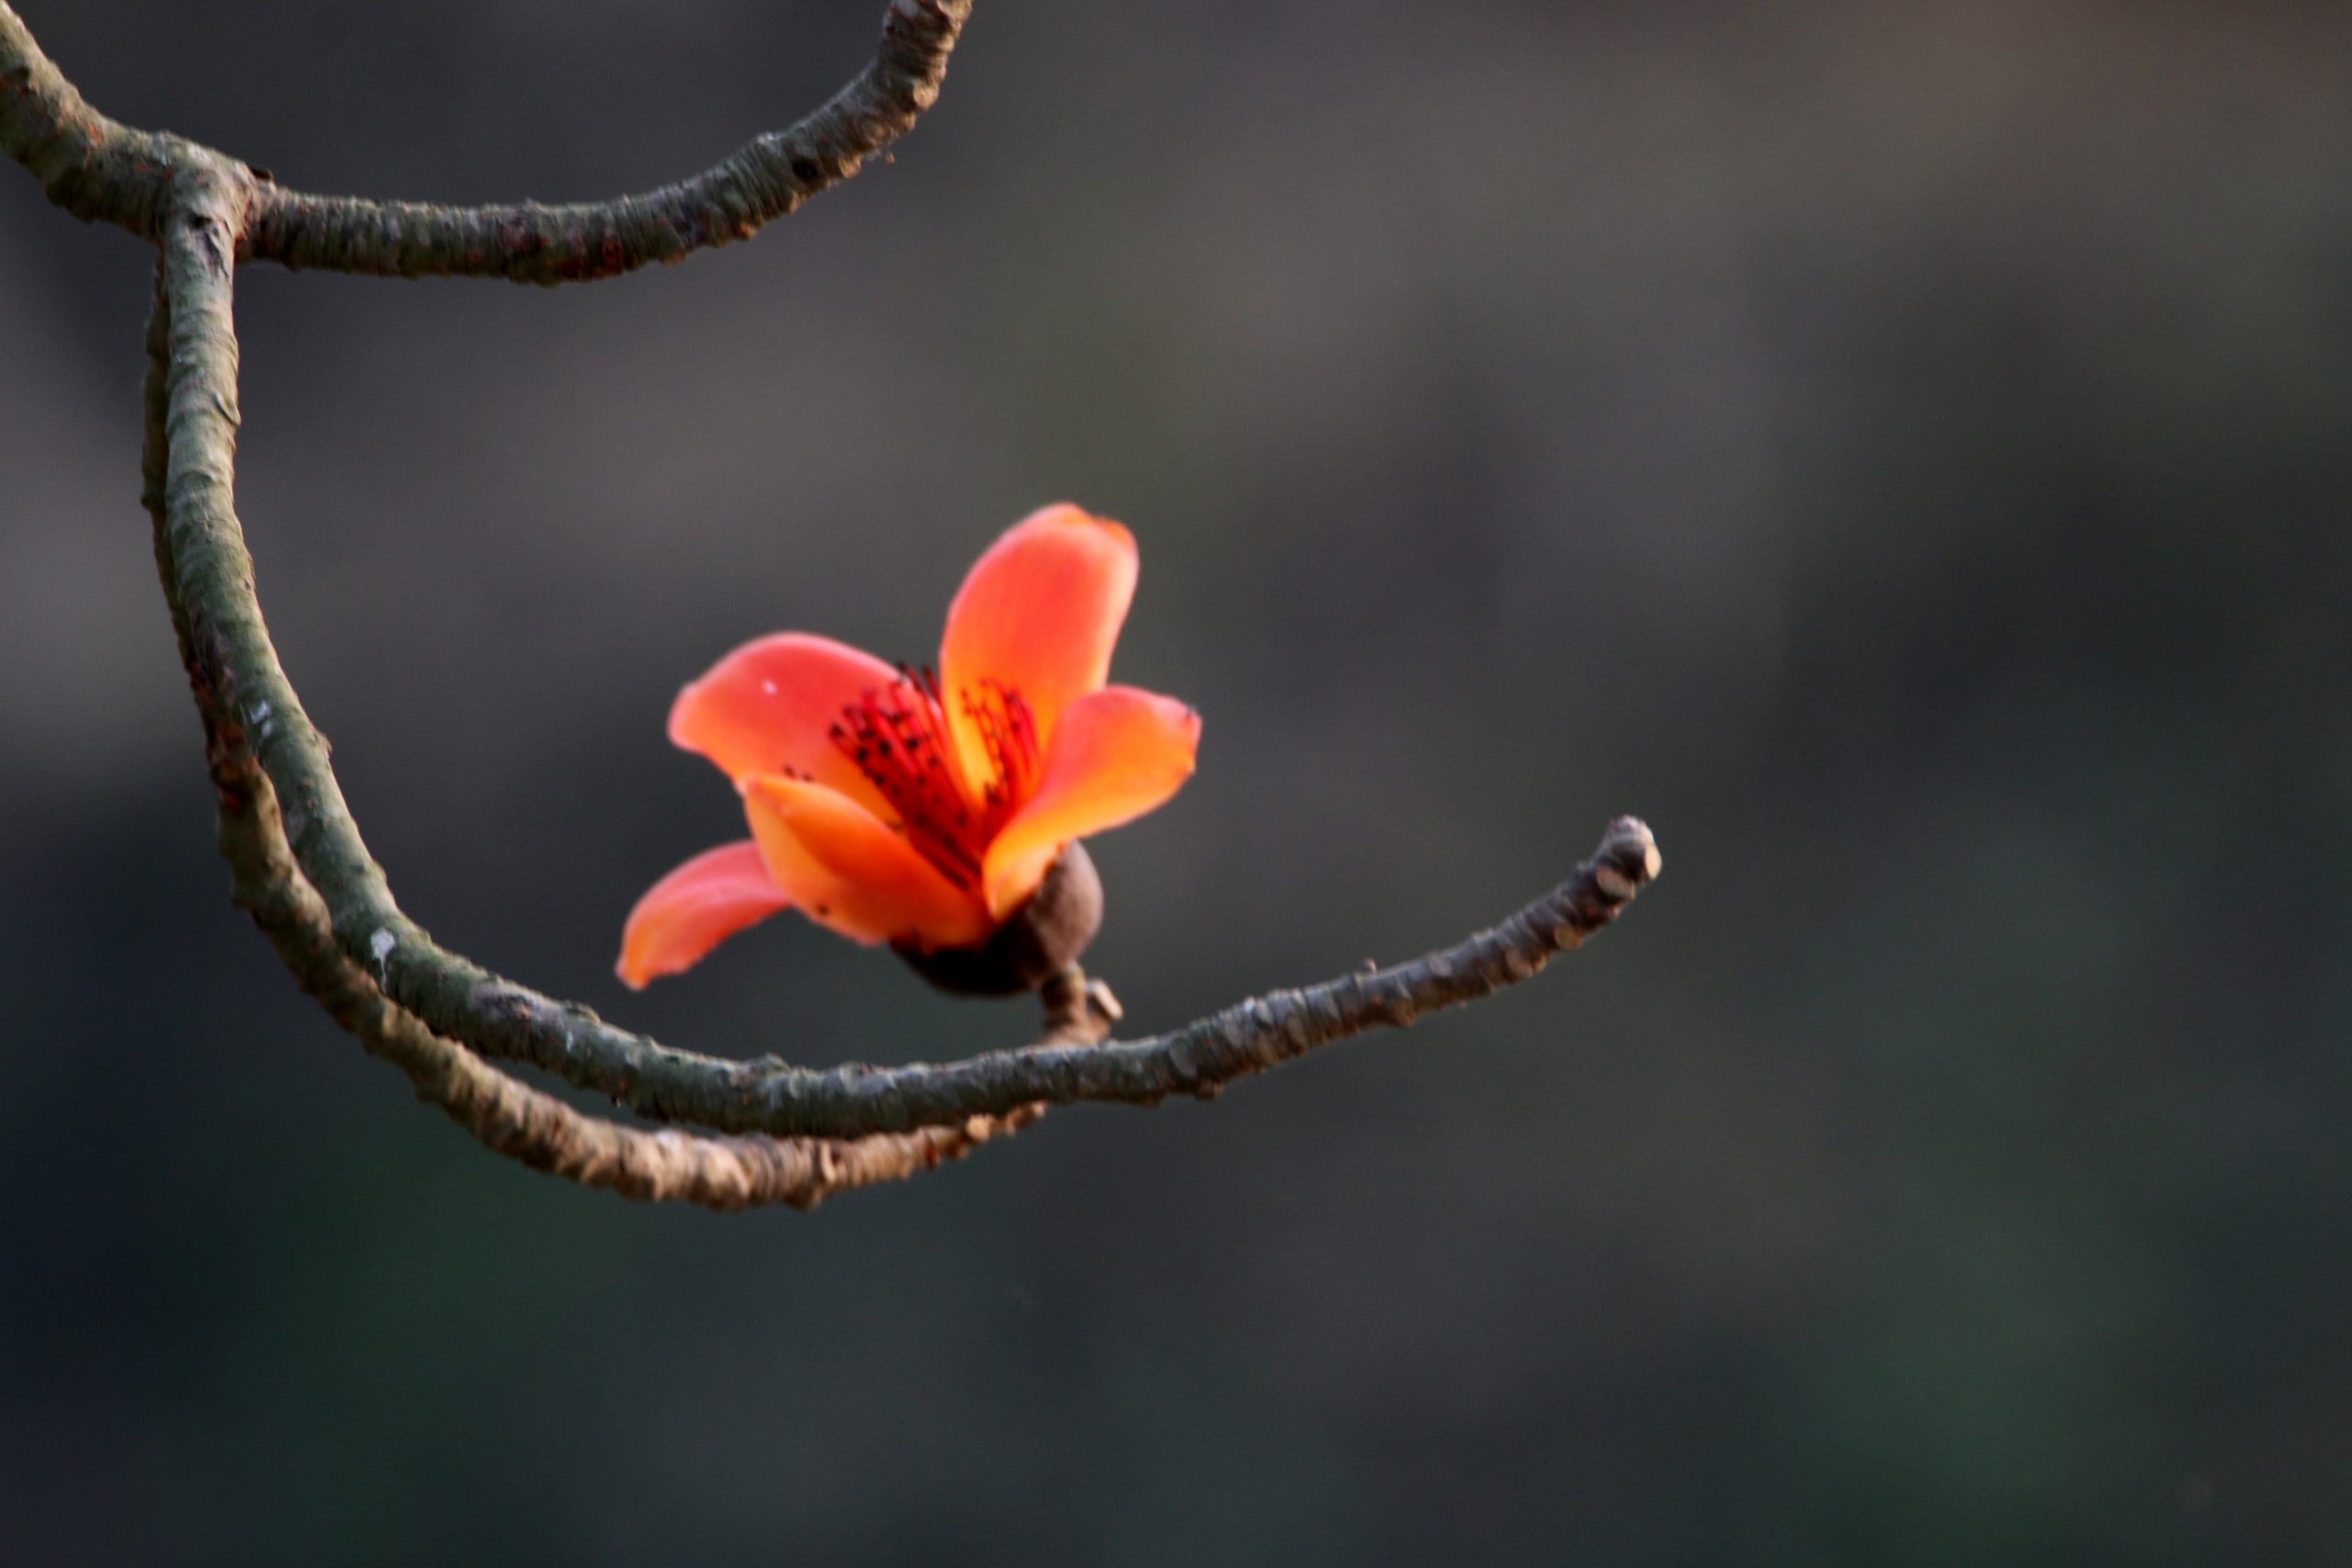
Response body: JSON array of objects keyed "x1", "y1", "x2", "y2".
[
  {"x1": 669, "y1": 632, "x2": 900, "y2": 818},
  {"x1": 939, "y1": 504, "x2": 1138, "y2": 791},
  {"x1": 980, "y1": 685, "x2": 1201, "y2": 918},
  {"x1": 616, "y1": 840, "x2": 792, "y2": 989},
  {"x1": 742, "y1": 775, "x2": 993, "y2": 951}
]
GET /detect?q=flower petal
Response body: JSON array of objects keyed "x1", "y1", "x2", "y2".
[
  {"x1": 616, "y1": 840, "x2": 792, "y2": 989},
  {"x1": 939, "y1": 504, "x2": 1138, "y2": 789},
  {"x1": 981, "y1": 685, "x2": 1201, "y2": 918},
  {"x1": 669, "y1": 632, "x2": 900, "y2": 818},
  {"x1": 742, "y1": 776, "x2": 993, "y2": 950}
]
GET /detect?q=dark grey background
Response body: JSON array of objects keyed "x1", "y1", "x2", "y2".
[{"x1": 4, "y1": 1, "x2": 2348, "y2": 1562}]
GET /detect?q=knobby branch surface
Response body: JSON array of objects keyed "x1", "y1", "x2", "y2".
[{"x1": 6, "y1": 0, "x2": 1663, "y2": 1204}]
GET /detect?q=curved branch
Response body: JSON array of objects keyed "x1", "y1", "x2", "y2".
[
  {"x1": 222, "y1": 747, "x2": 1042, "y2": 1210},
  {"x1": 0, "y1": 1, "x2": 177, "y2": 234},
  {"x1": 421, "y1": 817, "x2": 1663, "y2": 1134},
  {"x1": 246, "y1": 0, "x2": 967, "y2": 281},
  {"x1": 3, "y1": 0, "x2": 970, "y2": 282},
  {"x1": 229, "y1": 755, "x2": 1042, "y2": 1209},
  {"x1": 26, "y1": 0, "x2": 1665, "y2": 1168},
  {"x1": 136, "y1": 122, "x2": 1668, "y2": 1149},
  {"x1": 160, "y1": 157, "x2": 1662, "y2": 1144},
  {"x1": 141, "y1": 273, "x2": 1038, "y2": 1209}
]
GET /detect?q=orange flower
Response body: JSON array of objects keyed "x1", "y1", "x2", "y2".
[{"x1": 617, "y1": 504, "x2": 1201, "y2": 989}]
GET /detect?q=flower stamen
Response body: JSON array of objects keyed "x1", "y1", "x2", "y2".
[
  {"x1": 829, "y1": 665, "x2": 1038, "y2": 892},
  {"x1": 962, "y1": 676, "x2": 1039, "y2": 813},
  {"x1": 830, "y1": 667, "x2": 977, "y2": 888}
]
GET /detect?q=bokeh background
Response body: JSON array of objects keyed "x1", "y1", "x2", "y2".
[{"x1": 5, "y1": 0, "x2": 2349, "y2": 1562}]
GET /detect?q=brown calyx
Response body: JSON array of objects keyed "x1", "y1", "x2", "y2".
[{"x1": 894, "y1": 841, "x2": 1103, "y2": 997}]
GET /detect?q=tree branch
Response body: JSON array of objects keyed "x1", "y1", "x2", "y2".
[
  {"x1": 3, "y1": 0, "x2": 970, "y2": 282},
  {"x1": 398, "y1": 817, "x2": 1664, "y2": 1135},
  {"x1": 246, "y1": 0, "x2": 968, "y2": 282},
  {"x1": 10, "y1": 0, "x2": 1665, "y2": 1201},
  {"x1": 141, "y1": 270, "x2": 1036, "y2": 1210},
  {"x1": 0, "y1": 0, "x2": 176, "y2": 234}
]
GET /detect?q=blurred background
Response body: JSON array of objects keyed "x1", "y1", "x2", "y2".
[{"x1": 4, "y1": 0, "x2": 2349, "y2": 1562}]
